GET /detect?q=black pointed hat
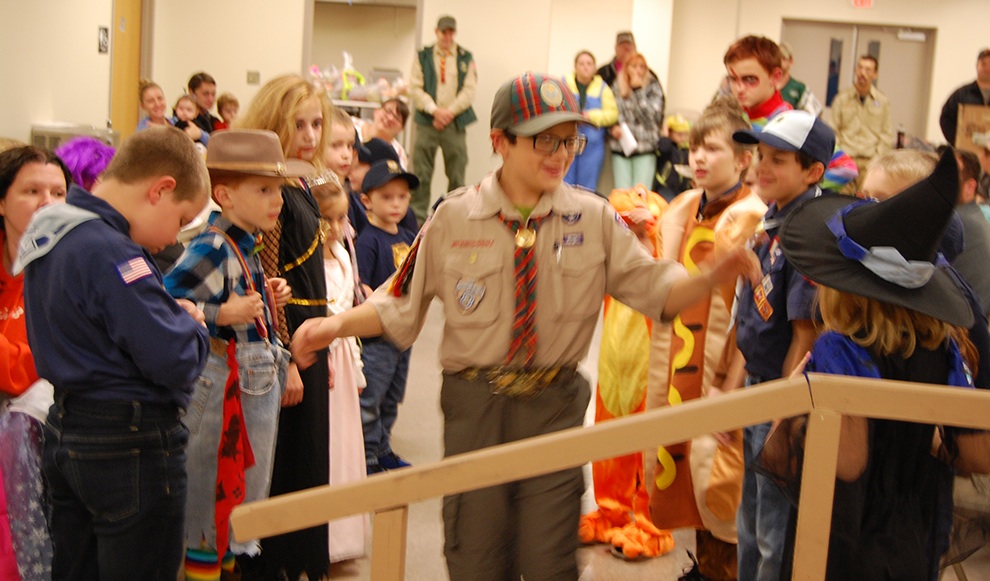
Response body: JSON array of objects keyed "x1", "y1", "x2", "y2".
[{"x1": 780, "y1": 149, "x2": 973, "y2": 327}]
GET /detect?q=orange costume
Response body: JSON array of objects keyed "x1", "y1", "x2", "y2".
[
  {"x1": 578, "y1": 186, "x2": 674, "y2": 559},
  {"x1": 646, "y1": 185, "x2": 766, "y2": 579}
]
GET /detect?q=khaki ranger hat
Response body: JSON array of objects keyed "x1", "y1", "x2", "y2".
[
  {"x1": 206, "y1": 129, "x2": 315, "y2": 177},
  {"x1": 437, "y1": 15, "x2": 456, "y2": 31}
]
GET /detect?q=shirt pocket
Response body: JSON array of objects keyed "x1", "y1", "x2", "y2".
[
  {"x1": 235, "y1": 340, "x2": 278, "y2": 396},
  {"x1": 442, "y1": 254, "x2": 503, "y2": 327},
  {"x1": 557, "y1": 248, "x2": 606, "y2": 321}
]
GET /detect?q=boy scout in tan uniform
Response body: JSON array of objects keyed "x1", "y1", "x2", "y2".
[{"x1": 291, "y1": 72, "x2": 758, "y2": 581}]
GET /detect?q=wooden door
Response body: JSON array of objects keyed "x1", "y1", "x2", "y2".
[{"x1": 110, "y1": 0, "x2": 143, "y2": 141}]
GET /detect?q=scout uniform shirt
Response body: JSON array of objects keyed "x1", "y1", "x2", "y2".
[{"x1": 366, "y1": 172, "x2": 688, "y2": 372}]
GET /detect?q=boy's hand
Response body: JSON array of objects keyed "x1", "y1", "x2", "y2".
[
  {"x1": 281, "y1": 362, "x2": 304, "y2": 407},
  {"x1": 217, "y1": 292, "x2": 264, "y2": 326},
  {"x1": 710, "y1": 246, "x2": 760, "y2": 287},
  {"x1": 291, "y1": 318, "x2": 338, "y2": 370},
  {"x1": 176, "y1": 299, "x2": 206, "y2": 326},
  {"x1": 268, "y1": 277, "x2": 292, "y2": 308}
]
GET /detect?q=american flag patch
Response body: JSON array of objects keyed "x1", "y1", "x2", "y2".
[{"x1": 117, "y1": 257, "x2": 153, "y2": 285}]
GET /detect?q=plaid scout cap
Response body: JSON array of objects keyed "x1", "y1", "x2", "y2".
[{"x1": 490, "y1": 72, "x2": 586, "y2": 137}]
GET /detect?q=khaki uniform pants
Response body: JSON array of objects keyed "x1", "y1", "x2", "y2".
[
  {"x1": 440, "y1": 372, "x2": 591, "y2": 581},
  {"x1": 411, "y1": 123, "x2": 468, "y2": 223}
]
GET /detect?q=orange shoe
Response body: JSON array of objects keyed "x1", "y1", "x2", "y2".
[
  {"x1": 578, "y1": 503, "x2": 631, "y2": 545},
  {"x1": 610, "y1": 519, "x2": 675, "y2": 559}
]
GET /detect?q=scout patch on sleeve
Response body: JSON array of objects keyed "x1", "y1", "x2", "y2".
[{"x1": 117, "y1": 256, "x2": 153, "y2": 285}]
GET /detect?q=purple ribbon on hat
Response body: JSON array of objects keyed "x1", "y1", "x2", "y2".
[{"x1": 826, "y1": 201, "x2": 946, "y2": 289}]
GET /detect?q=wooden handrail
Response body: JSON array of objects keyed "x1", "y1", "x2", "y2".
[{"x1": 230, "y1": 373, "x2": 990, "y2": 580}]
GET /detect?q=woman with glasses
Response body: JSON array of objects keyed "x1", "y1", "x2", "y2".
[
  {"x1": 609, "y1": 52, "x2": 665, "y2": 190},
  {"x1": 563, "y1": 51, "x2": 618, "y2": 192},
  {"x1": 356, "y1": 98, "x2": 411, "y2": 169}
]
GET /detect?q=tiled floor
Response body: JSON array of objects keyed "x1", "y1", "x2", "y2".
[{"x1": 327, "y1": 302, "x2": 990, "y2": 580}]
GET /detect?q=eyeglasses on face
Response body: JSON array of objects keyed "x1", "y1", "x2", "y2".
[{"x1": 530, "y1": 133, "x2": 587, "y2": 156}]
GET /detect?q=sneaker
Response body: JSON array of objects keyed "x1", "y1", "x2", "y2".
[
  {"x1": 678, "y1": 550, "x2": 714, "y2": 581},
  {"x1": 367, "y1": 463, "x2": 386, "y2": 475},
  {"x1": 378, "y1": 452, "x2": 411, "y2": 470}
]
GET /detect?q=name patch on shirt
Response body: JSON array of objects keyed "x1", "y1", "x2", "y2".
[
  {"x1": 451, "y1": 239, "x2": 494, "y2": 248},
  {"x1": 117, "y1": 257, "x2": 153, "y2": 285},
  {"x1": 562, "y1": 232, "x2": 584, "y2": 247}
]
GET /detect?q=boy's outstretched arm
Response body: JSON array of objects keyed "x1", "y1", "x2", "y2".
[
  {"x1": 291, "y1": 302, "x2": 384, "y2": 369},
  {"x1": 661, "y1": 245, "x2": 760, "y2": 319}
]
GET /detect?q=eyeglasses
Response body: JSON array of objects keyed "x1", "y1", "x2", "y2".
[
  {"x1": 529, "y1": 133, "x2": 587, "y2": 156},
  {"x1": 381, "y1": 107, "x2": 401, "y2": 121}
]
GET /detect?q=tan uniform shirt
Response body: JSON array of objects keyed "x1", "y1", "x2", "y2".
[
  {"x1": 409, "y1": 43, "x2": 478, "y2": 117},
  {"x1": 829, "y1": 85, "x2": 894, "y2": 159},
  {"x1": 367, "y1": 172, "x2": 688, "y2": 372}
]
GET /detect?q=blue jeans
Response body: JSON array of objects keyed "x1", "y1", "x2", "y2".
[
  {"x1": 737, "y1": 376, "x2": 791, "y2": 581},
  {"x1": 360, "y1": 340, "x2": 411, "y2": 466},
  {"x1": 44, "y1": 395, "x2": 188, "y2": 581}
]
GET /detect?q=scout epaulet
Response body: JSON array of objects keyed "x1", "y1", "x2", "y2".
[{"x1": 390, "y1": 214, "x2": 433, "y2": 297}]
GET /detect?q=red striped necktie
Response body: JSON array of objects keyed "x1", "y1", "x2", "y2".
[
  {"x1": 439, "y1": 50, "x2": 449, "y2": 84},
  {"x1": 499, "y1": 212, "x2": 548, "y2": 367}
]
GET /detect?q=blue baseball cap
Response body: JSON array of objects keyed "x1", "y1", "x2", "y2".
[
  {"x1": 733, "y1": 110, "x2": 835, "y2": 168},
  {"x1": 362, "y1": 159, "x2": 419, "y2": 193}
]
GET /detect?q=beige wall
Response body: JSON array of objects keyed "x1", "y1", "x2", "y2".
[
  {"x1": 312, "y1": 3, "x2": 417, "y2": 83},
  {"x1": 150, "y1": 0, "x2": 308, "y2": 123},
  {"x1": 667, "y1": 0, "x2": 990, "y2": 143},
  {"x1": 416, "y1": 0, "x2": 662, "y2": 203},
  {"x1": 0, "y1": 0, "x2": 113, "y2": 142},
  {"x1": 6, "y1": 1, "x2": 987, "y2": 157}
]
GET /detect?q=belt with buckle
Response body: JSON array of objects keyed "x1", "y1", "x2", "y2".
[{"x1": 455, "y1": 365, "x2": 577, "y2": 399}]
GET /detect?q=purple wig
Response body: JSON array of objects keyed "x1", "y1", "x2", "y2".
[{"x1": 54, "y1": 136, "x2": 115, "y2": 191}]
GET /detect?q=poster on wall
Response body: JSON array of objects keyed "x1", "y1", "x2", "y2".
[{"x1": 956, "y1": 104, "x2": 990, "y2": 155}]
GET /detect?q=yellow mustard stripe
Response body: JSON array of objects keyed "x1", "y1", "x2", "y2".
[
  {"x1": 282, "y1": 229, "x2": 324, "y2": 274},
  {"x1": 287, "y1": 297, "x2": 328, "y2": 306}
]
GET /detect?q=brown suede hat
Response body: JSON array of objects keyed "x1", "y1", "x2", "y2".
[{"x1": 206, "y1": 129, "x2": 315, "y2": 177}]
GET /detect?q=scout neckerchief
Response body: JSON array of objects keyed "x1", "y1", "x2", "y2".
[
  {"x1": 207, "y1": 225, "x2": 270, "y2": 561},
  {"x1": 498, "y1": 211, "x2": 548, "y2": 367}
]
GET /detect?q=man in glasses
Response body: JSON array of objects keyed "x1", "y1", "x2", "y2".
[{"x1": 289, "y1": 72, "x2": 760, "y2": 581}]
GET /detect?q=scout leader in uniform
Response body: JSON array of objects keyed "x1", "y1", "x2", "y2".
[{"x1": 291, "y1": 72, "x2": 760, "y2": 581}]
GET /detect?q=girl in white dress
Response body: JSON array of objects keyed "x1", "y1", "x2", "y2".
[{"x1": 314, "y1": 172, "x2": 370, "y2": 562}]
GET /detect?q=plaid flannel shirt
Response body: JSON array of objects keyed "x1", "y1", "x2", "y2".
[{"x1": 164, "y1": 212, "x2": 277, "y2": 346}]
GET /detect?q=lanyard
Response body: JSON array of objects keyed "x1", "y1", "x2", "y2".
[{"x1": 209, "y1": 226, "x2": 272, "y2": 340}]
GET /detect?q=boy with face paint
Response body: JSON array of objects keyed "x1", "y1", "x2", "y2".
[{"x1": 724, "y1": 36, "x2": 858, "y2": 193}]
